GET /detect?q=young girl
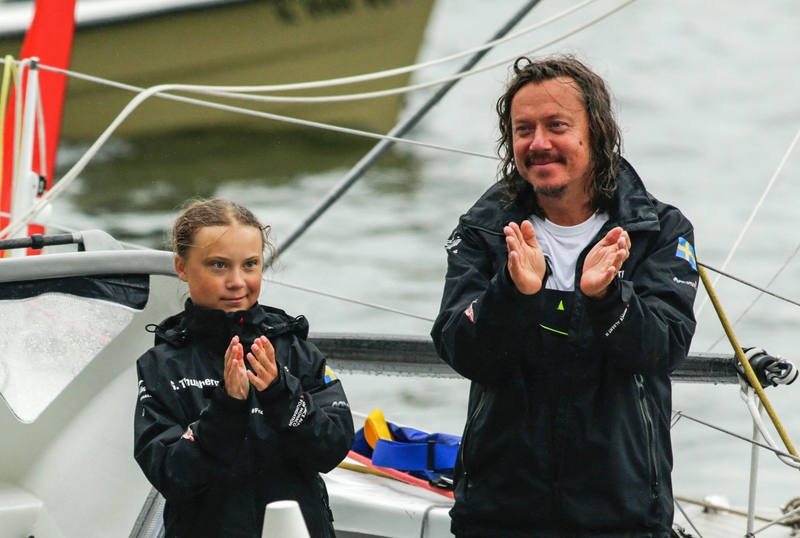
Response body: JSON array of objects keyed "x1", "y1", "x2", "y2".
[{"x1": 134, "y1": 199, "x2": 355, "y2": 538}]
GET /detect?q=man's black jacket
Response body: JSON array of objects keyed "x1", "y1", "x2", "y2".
[{"x1": 431, "y1": 161, "x2": 699, "y2": 538}]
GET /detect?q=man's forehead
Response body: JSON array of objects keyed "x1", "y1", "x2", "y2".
[{"x1": 511, "y1": 78, "x2": 585, "y2": 117}]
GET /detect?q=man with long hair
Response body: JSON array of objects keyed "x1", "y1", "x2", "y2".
[{"x1": 432, "y1": 55, "x2": 699, "y2": 537}]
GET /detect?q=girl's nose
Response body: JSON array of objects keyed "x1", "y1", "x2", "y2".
[{"x1": 228, "y1": 269, "x2": 245, "y2": 288}]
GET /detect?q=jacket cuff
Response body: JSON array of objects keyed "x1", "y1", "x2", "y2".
[
  {"x1": 255, "y1": 367, "x2": 288, "y2": 404},
  {"x1": 584, "y1": 275, "x2": 622, "y2": 309},
  {"x1": 214, "y1": 382, "x2": 252, "y2": 413}
]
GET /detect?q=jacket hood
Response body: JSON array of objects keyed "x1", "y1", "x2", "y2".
[
  {"x1": 151, "y1": 300, "x2": 309, "y2": 348},
  {"x1": 462, "y1": 159, "x2": 659, "y2": 234}
]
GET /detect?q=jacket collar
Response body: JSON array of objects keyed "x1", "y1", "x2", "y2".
[
  {"x1": 154, "y1": 300, "x2": 309, "y2": 350},
  {"x1": 461, "y1": 159, "x2": 659, "y2": 234}
]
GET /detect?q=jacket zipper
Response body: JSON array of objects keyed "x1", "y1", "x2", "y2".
[
  {"x1": 460, "y1": 388, "x2": 486, "y2": 489},
  {"x1": 635, "y1": 374, "x2": 660, "y2": 500}
]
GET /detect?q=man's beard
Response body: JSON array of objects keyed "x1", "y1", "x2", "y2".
[
  {"x1": 524, "y1": 151, "x2": 568, "y2": 198},
  {"x1": 533, "y1": 183, "x2": 568, "y2": 198}
]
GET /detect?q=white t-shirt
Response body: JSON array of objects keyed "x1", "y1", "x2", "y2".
[{"x1": 530, "y1": 213, "x2": 609, "y2": 291}]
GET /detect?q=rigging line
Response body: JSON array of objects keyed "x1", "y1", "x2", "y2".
[
  {"x1": 706, "y1": 239, "x2": 800, "y2": 351},
  {"x1": 16, "y1": 65, "x2": 499, "y2": 160},
  {"x1": 275, "y1": 0, "x2": 548, "y2": 258},
  {"x1": 751, "y1": 505, "x2": 800, "y2": 536},
  {"x1": 673, "y1": 496, "x2": 778, "y2": 526},
  {"x1": 696, "y1": 125, "x2": 800, "y2": 316},
  {"x1": 7, "y1": 0, "x2": 602, "y2": 95},
  {"x1": 20, "y1": 219, "x2": 429, "y2": 317},
  {"x1": 672, "y1": 411, "x2": 800, "y2": 463},
  {"x1": 13, "y1": 217, "x2": 427, "y2": 317},
  {"x1": 35, "y1": 76, "x2": 46, "y2": 180},
  {"x1": 699, "y1": 261, "x2": 800, "y2": 310},
  {"x1": 267, "y1": 280, "x2": 435, "y2": 323},
  {"x1": 672, "y1": 500, "x2": 704, "y2": 538},
  {"x1": 0, "y1": 84, "x2": 494, "y2": 241},
  {"x1": 29, "y1": 0, "x2": 634, "y2": 106},
  {"x1": 176, "y1": 0, "x2": 638, "y2": 105}
]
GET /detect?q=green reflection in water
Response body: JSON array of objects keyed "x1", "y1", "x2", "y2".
[{"x1": 56, "y1": 127, "x2": 421, "y2": 218}]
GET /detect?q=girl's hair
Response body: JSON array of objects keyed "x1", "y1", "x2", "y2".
[{"x1": 170, "y1": 198, "x2": 275, "y2": 269}]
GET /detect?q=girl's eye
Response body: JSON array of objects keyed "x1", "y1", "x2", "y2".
[
  {"x1": 245, "y1": 260, "x2": 260, "y2": 269},
  {"x1": 212, "y1": 261, "x2": 226, "y2": 269}
]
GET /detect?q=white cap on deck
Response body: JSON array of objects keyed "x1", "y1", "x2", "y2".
[{"x1": 262, "y1": 500, "x2": 311, "y2": 538}]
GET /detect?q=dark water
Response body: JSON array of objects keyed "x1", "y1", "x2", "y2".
[{"x1": 51, "y1": 0, "x2": 800, "y2": 509}]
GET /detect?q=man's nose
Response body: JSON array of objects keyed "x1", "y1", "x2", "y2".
[{"x1": 529, "y1": 128, "x2": 551, "y2": 151}]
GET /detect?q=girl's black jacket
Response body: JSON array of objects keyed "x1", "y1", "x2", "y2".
[
  {"x1": 134, "y1": 300, "x2": 355, "y2": 538},
  {"x1": 431, "y1": 161, "x2": 699, "y2": 538}
]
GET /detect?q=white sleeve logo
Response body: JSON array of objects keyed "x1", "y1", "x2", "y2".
[{"x1": 288, "y1": 396, "x2": 308, "y2": 427}]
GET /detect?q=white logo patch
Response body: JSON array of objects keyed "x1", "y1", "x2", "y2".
[
  {"x1": 169, "y1": 377, "x2": 220, "y2": 391},
  {"x1": 673, "y1": 276, "x2": 698, "y2": 289},
  {"x1": 604, "y1": 307, "x2": 628, "y2": 337},
  {"x1": 138, "y1": 380, "x2": 151, "y2": 401},
  {"x1": 289, "y1": 397, "x2": 308, "y2": 427}
]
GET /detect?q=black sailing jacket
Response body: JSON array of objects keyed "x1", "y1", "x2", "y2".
[
  {"x1": 431, "y1": 161, "x2": 699, "y2": 538},
  {"x1": 134, "y1": 300, "x2": 355, "y2": 538}
]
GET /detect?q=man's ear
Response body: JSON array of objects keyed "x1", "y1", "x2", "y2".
[{"x1": 174, "y1": 256, "x2": 188, "y2": 282}]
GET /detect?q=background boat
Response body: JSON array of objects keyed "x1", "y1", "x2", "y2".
[{"x1": 0, "y1": 0, "x2": 436, "y2": 140}]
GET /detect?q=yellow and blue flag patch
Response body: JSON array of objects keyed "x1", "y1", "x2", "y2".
[
  {"x1": 675, "y1": 237, "x2": 697, "y2": 271},
  {"x1": 323, "y1": 365, "x2": 338, "y2": 384}
]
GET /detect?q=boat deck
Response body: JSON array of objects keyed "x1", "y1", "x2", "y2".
[{"x1": 674, "y1": 500, "x2": 794, "y2": 538}]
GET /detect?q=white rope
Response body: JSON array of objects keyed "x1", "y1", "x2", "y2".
[
  {"x1": 0, "y1": 82, "x2": 495, "y2": 239},
  {"x1": 12, "y1": 60, "x2": 26, "y2": 187},
  {"x1": 697, "y1": 125, "x2": 800, "y2": 316},
  {"x1": 21, "y1": 0, "x2": 634, "y2": 106},
  {"x1": 35, "y1": 76, "x2": 47, "y2": 180},
  {"x1": 25, "y1": 67, "x2": 497, "y2": 161},
  {"x1": 739, "y1": 378, "x2": 800, "y2": 469},
  {"x1": 171, "y1": 0, "x2": 638, "y2": 105}
]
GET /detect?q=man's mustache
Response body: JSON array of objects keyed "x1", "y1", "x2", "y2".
[{"x1": 524, "y1": 151, "x2": 565, "y2": 167}]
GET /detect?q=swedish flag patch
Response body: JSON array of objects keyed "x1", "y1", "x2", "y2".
[
  {"x1": 323, "y1": 365, "x2": 337, "y2": 384},
  {"x1": 675, "y1": 237, "x2": 697, "y2": 271}
]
